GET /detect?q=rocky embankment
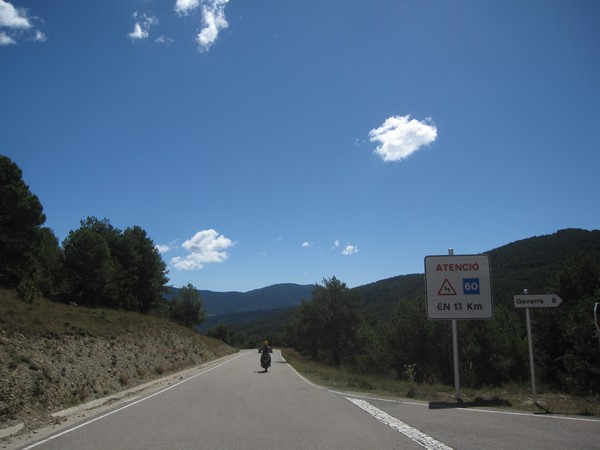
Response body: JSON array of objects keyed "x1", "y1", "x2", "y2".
[{"x1": 0, "y1": 291, "x2": 236, "y2": 438}]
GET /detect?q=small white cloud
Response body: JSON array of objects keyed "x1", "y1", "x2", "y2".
[
  {"x1": 129, "y1": 23, "x2": 147, "y2": 40},
  {"x1": 302, "y1": 242, "x2": 312, "y2": 248},
  {"x1": 31, "y1": 30, "x2": 46, "y2": 42},
  {"x1": 333, "y1": 240, "x2": 340, "y2": 248},
  {"x1": 175, "y1": 0, "x2": 200, "y2": 16},
  {"x1": 157, "y1": 239, "x2": 180, "y2": 254},
  {"x1": 369, "y1": 115, "x2": 437, "y2": 162},
  {"x1": 173, "y1": 0, "x2": 229, "y2": 52},
  {"x1": 155, "y1": 35, "x2": 174, "y2": 46},
  {"x1": 196, "y1": 0, "x2": 229, "y2": 52},
  {"x1": 128, "y1": 12, "x2": 158, "y2": 41},
  {"x1": 0, "y1": 0, "x2": 32, "y2": 29},
  {"x1": 156, "y1": 244, "x2": 171, "y2": 254},
  {"x1": 170, "y1": 229, "x2": 235, "y2": 270},
  {"x1": 342, "y1": 244, "x2": 359, "y2": 255},
  {"x1": 0, "y1": 30, "x2": 15, "y2": 45}
]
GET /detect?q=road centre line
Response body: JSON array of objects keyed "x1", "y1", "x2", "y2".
[
  {"x1": 22, "y1": 352, "x2": 247, "y2": 450},
  {"x1": 346, "y1": 397, "x2": 453, "y2": 450}
]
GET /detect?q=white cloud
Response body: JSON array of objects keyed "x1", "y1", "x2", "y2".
[
  {"x1": 0, "y1": 0, "x2": 32, "y2": 29},
  {"x1": 31, "y1": 30, "x2": 46, "y2": 42},
  {"x1": 128, "y1": 12, "x2": 158, "y2": 41},
  {"x1": 369, "y1": 115, "x2": 437, "y2": 162},
  {"x1": 128, "y1": 23, "x2": 147, "y2": 40},
  {"x1": 333, "y1": 240, "x2": 340, "y2": 248},
  {"x1": 156, "y1": 244, "x2": 171, "y2": 254},
  {"x1": 175, "y1": 0, "x2": 200, "y2": 16},
  {"x1": 196, "y1": 0, "x2": 229, "y2": 52},
  {"x1": 156, "y1": 239, "x2": 180, "y2": 254},
  {"x1": 156, "y1": 35, "x2": 174, "y2": 46},
  {"x1": 170, "y1": 229, "x2": 235, "y2": 270},
  {"x1": 0, "y1": 30, "x2": 15, "y2": 45},
  {"x1": 342, "y1": 244, "x2": 359, "y2": 255},
  {"x1": 302, "y1": 242, "x2": 312, "y2": 248},
  {"x1": 0, "y1": 1, "x2": 46, "y2": 45}
]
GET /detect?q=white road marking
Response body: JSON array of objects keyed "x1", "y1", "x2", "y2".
[
  {"x1": 346, "y1": 397, "x2": 453, "y2": 450},
  {"x1": 283, "y1": 353, "x2": 600, "y2": 424},
  {"x1": 21, "y1": 352, "x2": 247, "y2": 450}
]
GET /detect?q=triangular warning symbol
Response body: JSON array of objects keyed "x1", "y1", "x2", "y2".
[{"x1": 438, "y1": 278, "x2": 457, "y2": 296}]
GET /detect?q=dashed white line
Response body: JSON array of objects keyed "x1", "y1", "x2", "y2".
[{"x1": 346, "y1": 397, "x2": 453, "y2": 450}]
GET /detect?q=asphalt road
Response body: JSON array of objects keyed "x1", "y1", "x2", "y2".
[{"x1": 8, "y1": 350, "x2": 600, "y2": 450}]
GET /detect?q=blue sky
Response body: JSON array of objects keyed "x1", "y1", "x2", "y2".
[{"x1": 2, "y1": 0, "x2": 599, "y2": 292}]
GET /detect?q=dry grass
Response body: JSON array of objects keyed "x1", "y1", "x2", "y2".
[{"x1": 281, "y1": 348, "x2": 600, "y2": 417}]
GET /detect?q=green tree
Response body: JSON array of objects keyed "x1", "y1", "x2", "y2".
[
  {"x1": 170, "y1": 284, "x2": 207, "y2": 328},
  {"x1": 61, "y1": 217, "x2": 168, "y2": 311},
  {"x1": 535, "y1": 252, "x2": 600, "y2": 394},
  {"x1": 62, "y1": 227, "x2": 114, "y2": 306},
  {"x1": 354, "y1": 321, "x2": 389, "y2": 375},
  {"x1": 286, "y1": 297, "x2": 325, "y2": 360},
  {"x1": 288, "y1": 277, "x2": 364, "y2": 367},
  {"x1": 33, "y1": 227, "x2": 63, "y2": 299},
  {"x1": 458, "y1": 305, "x2": 527, "y2": 388},
  {"x1": 0, "y1": 155, "x2": 46, "y2": 288},
  {"x1": 118, "y1": 226, "x2": 168, "y2": 312},
  {"x1": 386, "y1": 291, "x2": 452, "y2": 383}
]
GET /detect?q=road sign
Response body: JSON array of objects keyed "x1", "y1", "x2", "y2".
[
  {"x1": 513, "y1": 294, "x2": 563, "y2": 309},
  {"x1": 425, "y1": 254, "x2": 493, "y2": 320}
]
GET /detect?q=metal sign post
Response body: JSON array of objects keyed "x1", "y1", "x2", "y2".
[
  {"x1": 594, "y1": 303, "x2": 600, "y2": 351},
  {"x1": 449, "y1": 249, "x2": 460, "y2": 401},
  {"x1": 424, "y1": 249, "x2": 493, "y2": 401},
  {"x1": 513, "y1": 291, "x2": 564, "y2": 405},
  {"x1": 523, "y1": 290, "x2": 537, "y2": 404}
]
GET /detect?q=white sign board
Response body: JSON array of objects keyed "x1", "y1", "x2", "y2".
[
  {"x1": 425, "y1": 254, "x2": 493, "y2": 320},
  {"x1": 513, "y1": 294, "x2": 563, "y2": 309}
]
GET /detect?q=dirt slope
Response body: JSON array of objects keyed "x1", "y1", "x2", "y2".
[{"x1": 0, "y1": 290, "x2": 236, "y2": 436}]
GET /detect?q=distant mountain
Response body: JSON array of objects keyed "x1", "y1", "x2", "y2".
[
  {"x1": 196, "y1": 307, "x2": 293, "y2": 333},
  {"x1": 224, "y1": 228, "x2": 600, "y2": 334},
  {"x1": 166, "y1": 283, "x2": 314, "y2": 316}
]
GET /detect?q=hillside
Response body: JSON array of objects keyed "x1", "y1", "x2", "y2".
[
  {"x1": 0, "y1": 290, "x2": 236, "y2": 436},
  {"x1": 223, "y1": 228, "x2": 600, "y2": 337},
  {"x1": 167, "y1": 283, "x2": 314, "y2": 316}
]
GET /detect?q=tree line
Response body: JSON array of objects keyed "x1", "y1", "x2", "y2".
[
  {"x1": 214, "y1": 259, "x2": 600, "y2": 396},
  {"x1": 282, "y1": 256, "x2": 600, "y2": 395},
  {"x1": 0, "y1": 155, "x2": 205, "y2": 327}
]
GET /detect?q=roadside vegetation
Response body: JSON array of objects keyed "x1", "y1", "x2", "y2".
[{"x1": 282, "y1": 348, "x2": 600, "y2": 417}]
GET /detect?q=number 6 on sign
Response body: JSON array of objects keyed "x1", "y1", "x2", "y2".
[{"x1": 463, "y1": 278, "x2": 480, "y2": 295}]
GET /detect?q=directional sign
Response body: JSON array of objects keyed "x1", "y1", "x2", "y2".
[
  {"x1": 513, "y1": 294, "x2": 563, "y2": 309},
  {"x1": 425, "y1": 254, "x2": 493, "y2": 320}
]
